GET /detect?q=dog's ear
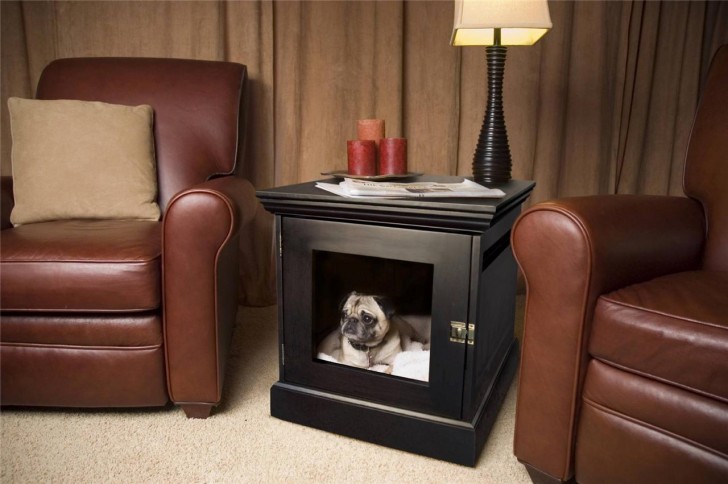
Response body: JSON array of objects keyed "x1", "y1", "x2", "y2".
[
  {"x1": 373, "y1": 296, "x2": 395, "y2": 319},
  {"x1": 339, "y1": 291, "x2": 357, "y2": 313}
]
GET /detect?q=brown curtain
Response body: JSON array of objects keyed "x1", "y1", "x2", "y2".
[{"x1": 2, "y1": 1, "x2": 727, "y2": 305}]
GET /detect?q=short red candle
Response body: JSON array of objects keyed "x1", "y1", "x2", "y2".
[
  {"x1": 347, "y1": 139, "x2": 377, "y2": 176},
  {"x1": 378, "y1": 137, "x2": 407, "y2": 175},
  {"x1": 357, "y1": 119, "x2": 385, "y2": 148}
]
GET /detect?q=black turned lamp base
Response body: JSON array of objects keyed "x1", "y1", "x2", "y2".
[
  {"x1": 473, "y1": 45, "x2": 512, "y2": 185},
  {"x1": 271, "y1": 341, "x2": 519, "y2": 467}
]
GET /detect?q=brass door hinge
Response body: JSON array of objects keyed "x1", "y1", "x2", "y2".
[
  {"x1": 278, "y1": 234, "x2": 283, "y2": 258},
  {"x1": 450, "y1": 321, "x2": 475, "y2": 345}
]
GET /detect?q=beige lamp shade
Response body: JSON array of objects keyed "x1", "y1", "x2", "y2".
[{"x1": 451, "y1": 0, "x2": 552, "y2": 46}]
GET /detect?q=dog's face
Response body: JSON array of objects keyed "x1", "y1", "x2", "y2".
[{"x1": 339, "y1": 292, "x2": 394, "y2": 347}]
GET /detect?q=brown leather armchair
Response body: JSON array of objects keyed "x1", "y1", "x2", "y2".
[
  {"x1": 512, "y1": 46, "x2": 728, "y2": 482},
  {"x1": 0, "y1": 58, "x2": 261, "y2": 418}
]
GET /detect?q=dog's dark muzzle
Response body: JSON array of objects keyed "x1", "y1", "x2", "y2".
[{"x1": 342, "y1": 319, "x2": 359, "y2": 335}]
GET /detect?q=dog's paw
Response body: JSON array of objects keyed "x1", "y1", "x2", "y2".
[{"x1": 369, "y1": 364, "x2": 389, "y2": 373}]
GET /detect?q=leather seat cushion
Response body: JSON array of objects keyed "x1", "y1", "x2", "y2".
[
  {"x1": 0, "y1": 220, "x2": 161, "y2": 312},
  {"x1": 1, "y1": 312, "x2": 162, "y2": 347},
  {"x1": 577, "y1": 360, "x2": 728, "y2": 482},
  {"x1": 590, "y1": 271, "x2": 728, "y2": 402}
]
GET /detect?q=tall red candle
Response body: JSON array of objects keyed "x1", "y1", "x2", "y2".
[
  {"x1": 357, "y1": 119, "x2": 385, "y2": 148},
  {"x1": 378, "y1": 137, "x2": 407, "y2": 175},
  {"x1": 347, "y1": 139, "x2": 377, "y2": 176}
]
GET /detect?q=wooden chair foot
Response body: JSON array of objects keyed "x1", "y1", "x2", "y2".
[
  {"x1": 180, "y1": 404, "x2": 214, "y2": 419},
  {"x1": 524, "y1": 463, "x2": 576, "y2": 484}
]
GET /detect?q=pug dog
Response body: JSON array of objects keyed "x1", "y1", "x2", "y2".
[{"x1": 318, "y1": 291, "x2": 430, "y2": 372}]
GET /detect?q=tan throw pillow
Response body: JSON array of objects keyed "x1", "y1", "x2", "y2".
[{"x1": 8, "y1": 97, "x2": 161, "y2": 225}]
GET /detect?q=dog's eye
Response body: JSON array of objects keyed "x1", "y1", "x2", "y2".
[{"x1": 362, "y1": 314, "x2": 374, "y2": 324}]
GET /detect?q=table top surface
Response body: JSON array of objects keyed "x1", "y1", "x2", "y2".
[{"x1": 257, "y1": 175, "x2": 534, "y2": 216}]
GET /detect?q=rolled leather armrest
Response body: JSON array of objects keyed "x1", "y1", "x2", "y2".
[
  {"x1": 162, "y1": 175, "x2": 260, "y2": 408},
  {"x1": 1, "y1": 176, "x2": 14, "y2": 230},
  {"x1": 511, "y1": 194, "x2": 705, "y2": 481}
]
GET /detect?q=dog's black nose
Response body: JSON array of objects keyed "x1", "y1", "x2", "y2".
[{"x1": 342, "y1": 319, "x2": 358, "y2": 334}]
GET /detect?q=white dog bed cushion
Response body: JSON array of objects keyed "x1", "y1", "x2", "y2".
[{"x1": 317, "y1": 341, "x2": 430, "y2": 382}]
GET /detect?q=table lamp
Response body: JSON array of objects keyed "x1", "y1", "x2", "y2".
[{"x1": 451, "y1": 0, "x2": 552, "y2": 184}]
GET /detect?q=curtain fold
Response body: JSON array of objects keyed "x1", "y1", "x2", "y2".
[
  {"x1": 614, "y1": 0, "x2": 707, "y2": 196},
  {"x1": 273, "y1": 1, "x2": 406, "y2": 185},
  {"x1": 2, "y1": 0, "x2": 726, "y2": 305}
]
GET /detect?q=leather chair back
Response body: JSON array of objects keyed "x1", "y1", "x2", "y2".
[
  {"x1": 684, "y1": 45, "x2": 728, "y2": 271},
  {"x1": 36, "y1": 57, "x2": 247, "y2": 211}
]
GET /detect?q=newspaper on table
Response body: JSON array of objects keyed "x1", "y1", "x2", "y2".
[{"x1": 316, "y1": 178, "x2": 506, "y2": 199}]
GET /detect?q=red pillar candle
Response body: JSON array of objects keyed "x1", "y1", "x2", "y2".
[
  {"x1": 357, "y1": 119, "x2": 385, "y2": 148},
  {"x1": 378, "y1": 137, "x2": 407, "y2": 175},
  {"x1": 347, "y1": 139, "x2": 377, "y2": 176}
]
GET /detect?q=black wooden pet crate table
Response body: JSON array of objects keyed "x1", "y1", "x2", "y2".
[{"x1": 257, "y1": 175, "x2": 534, "y2": 466}]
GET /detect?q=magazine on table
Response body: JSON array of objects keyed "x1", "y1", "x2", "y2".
[{"x1": 316, "y1": 178, "x2": 506, "y2": 199}]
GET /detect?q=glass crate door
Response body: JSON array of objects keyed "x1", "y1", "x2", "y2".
[{"x1": 281, "y1": 217, "x2": 472, "y2": 419}]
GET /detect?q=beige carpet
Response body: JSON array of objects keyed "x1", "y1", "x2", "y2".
[{"x1": 1, "y1": 301, "x2": 529, "y2": 483}]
